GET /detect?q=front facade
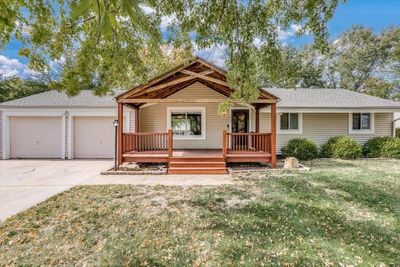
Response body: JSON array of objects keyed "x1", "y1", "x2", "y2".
[{"x1": 1, "y1": 58, "x2": 400, "y2": 174}]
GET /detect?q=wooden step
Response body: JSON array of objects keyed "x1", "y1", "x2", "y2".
[
  {"x1": 168, "y1": 167, "x2": 228, "y2": 174},
  {"x1": 169, "y1": 161, "x2": 226, "y2": 168},
  {"x1": 170, "y1": 157, "x2": 225, "y2": 162}
]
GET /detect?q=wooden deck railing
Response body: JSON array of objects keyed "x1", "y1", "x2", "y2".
[
  {"x1": 223, "y1": 130, "x2": 271, "y2": 155},
  {"x1": 122, "y1": 130, "x2": 173, "y2": 155}
]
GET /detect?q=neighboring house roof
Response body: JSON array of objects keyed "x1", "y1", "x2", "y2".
[
  {"x1": 264, "y1": 88, "x2": 400, "y2": 110},
  {"x1": 0, "y1": 90, "x2": 124, "y2": 108}
]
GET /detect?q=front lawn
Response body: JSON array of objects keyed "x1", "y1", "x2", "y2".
[{"x1": 1, "y1": 159, "x2": 399, "y2": 266}]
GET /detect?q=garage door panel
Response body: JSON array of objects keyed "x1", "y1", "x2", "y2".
[
  {"x1": 10, "y1": 117, "x2": 62, "y2": 158},
  {"x1": 74, "y1": 117, "x2": 115, "y2": 158}
]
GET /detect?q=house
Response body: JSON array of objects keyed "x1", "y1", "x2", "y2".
[{"x1": 1, "y1": 58, "x2": 400, "y2": 174}]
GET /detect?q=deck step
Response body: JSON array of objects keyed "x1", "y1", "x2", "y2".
[
  {"x1": 170, "y1": 156, "x2": 225, "y2": 162},
  {"x1": 169, "y1": 161, "x2": 226, "y2": 168},
  {"x1": 168, "y1": 167, "x2": 228, "y2": 174}
]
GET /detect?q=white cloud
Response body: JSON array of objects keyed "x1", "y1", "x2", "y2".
[
  {"x1": 277, "y1": 24, "x2": 306, "y2": 40},
  {"x1": 0, "y1": 55, "x2": 38, "y2": 78},
  {"x1": 140, "y1": 4, "x2": 175, "y2": 30},
  {"x1": 194, "y1": 44, "x2": 227, "y2": 68}
]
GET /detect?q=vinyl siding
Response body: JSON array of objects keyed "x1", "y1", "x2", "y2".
[
  {"x1": 140, "y1": 82, "x2": 230, "y2": 149},
  {"x1": 260, "y1": 112, "x2": 393, "y2": 153}
]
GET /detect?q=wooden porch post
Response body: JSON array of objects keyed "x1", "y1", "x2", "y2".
[
  {"x1": 117, "y1": 103, "x2": 123, "y2": 166},
  {"x1": 222, "y1": 130, "x2": 227, "y2": 158},
  {"x1": 168, "y1": 129, "x2": 173, "y2": 160},
  {"x1": 134, "y1": 107, "x2": 140, "y2": 133},
  {"x1": 255, "y1": 107, "x2": 260, "y2": 133},
  {"x1": 270, "y1": 103, "x2": 277, "y2": 168}
]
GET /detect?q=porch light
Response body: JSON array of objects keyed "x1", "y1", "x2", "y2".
[{"x1": 113, "y1": 119, "x2": 119, "y2": 127}]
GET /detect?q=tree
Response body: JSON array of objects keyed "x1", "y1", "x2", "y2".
[
  {"x1": 0, "y1": 0, "x2": 341, "y2": 102},
  {"x1": 323, "y1": 26, "x2": 400, "y2": 91},
  {"x1": 0, "y1": 75, "x2": 49, "y2": 102}
]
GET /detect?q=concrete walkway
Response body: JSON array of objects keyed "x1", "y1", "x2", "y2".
[{"x1": 0, "y1": 160, "x2": 233, "y2": 220}]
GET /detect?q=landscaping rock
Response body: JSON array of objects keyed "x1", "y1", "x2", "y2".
[
  {"x1": 284, "y1": 157, "x2": 299, "y2": 170},
  {"x1": 119, "y1": 162, "x2": 140, "y2": 171}
]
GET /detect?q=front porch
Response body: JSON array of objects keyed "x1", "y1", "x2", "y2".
[{"x1": 116, "y1": 58, "x2": 277, "y2": 174}]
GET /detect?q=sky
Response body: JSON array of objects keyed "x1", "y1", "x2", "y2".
[{"x1": 1, "y1": 0, "x2": 400, "y2": 78}]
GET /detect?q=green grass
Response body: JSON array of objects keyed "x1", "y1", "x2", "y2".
[{"x1": 1, "y1": 159, "x2": 400, "y2": 266}]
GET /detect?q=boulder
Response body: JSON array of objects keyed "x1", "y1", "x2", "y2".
[
  {"x1": 284, "y1": 157, "x2": 299, "y2": 170},
  {"x1": 119, "y1": 162, "x2": 140, "y2": 171}
]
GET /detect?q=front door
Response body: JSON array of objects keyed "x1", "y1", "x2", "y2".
[
  {"x1": 231, "y1": 109, "x2": 249, "y2": 133},
  {"x1": 231, "y1": 109, "x2": 249, "y2": 149}
]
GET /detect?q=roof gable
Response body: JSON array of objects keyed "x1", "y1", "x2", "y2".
[{"x1": 117, "y1": 57, "x2": 277, "y2": 107}]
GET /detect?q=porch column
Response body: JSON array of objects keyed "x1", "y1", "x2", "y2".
[
  {"x1": 255, "y1": 107, "x2": 260, "y2": 133},
  {"x1": 270, "y1": 103, "x2": 277, "y2": 168},
  {"x1": 117, "y1": 103, "x2": 123, "y2": 166},
  {"x1": 135, "y1": 107, "x2": 140, "y2": 133}
]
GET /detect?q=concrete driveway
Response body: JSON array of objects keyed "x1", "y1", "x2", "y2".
[
  {"x1": 0, "y1": 160, "x2": 233, "y2": 221},
  {"x1": 0, "y1": 160, "x2": 113, "y2": 221}
]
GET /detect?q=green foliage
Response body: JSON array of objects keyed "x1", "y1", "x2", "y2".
[
  {"x1": 0, "y1": 0, "x2": 341, "y2": 100},
  {"x1": 321, "y1": 136, "x2": 362, "y2": 159},
  {"x1": 362, "y1": 136, "x2": 394, "y2": 158},
  {"x1": 281, "y1": 138, "x2": 319, "y2": 160},
  {"x1": 0, "y1": 75, "x2": 49, "y2": 102},
  {"x1": 381, "y1": 138, "x2": 400, "y2": 159}
]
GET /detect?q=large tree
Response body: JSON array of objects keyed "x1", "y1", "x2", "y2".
[{"x1": 0, "y1": 0, "x2": 341, "y2": 102}]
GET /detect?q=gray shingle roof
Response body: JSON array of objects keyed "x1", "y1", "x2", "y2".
[
  {"x1": 0, "y1": 90, "x2": 124, "y2": 108},
  {"x1": 1, "y1": 88, "x2": 399, "y2": 110},
  {"x1": 264, "y1": 88, "x2": 400, "y2": 109}
]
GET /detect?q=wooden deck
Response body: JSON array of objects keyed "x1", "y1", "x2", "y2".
[{"x1": 123, "y1": 149, "x2": 271, "y2": 174}]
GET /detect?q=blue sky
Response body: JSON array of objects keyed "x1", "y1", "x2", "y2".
[{"x1": 1, "y1": 0, "x2": 400, "y2": 78}]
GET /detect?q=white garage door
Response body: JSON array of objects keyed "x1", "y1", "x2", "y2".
[
  {"x1": 10, "y1": 116, "x2": 62, "y2": 158},
  {"x1": 74, "y1": 117, "x2": 115, "y2": 158}
]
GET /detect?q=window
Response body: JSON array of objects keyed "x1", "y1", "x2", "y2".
[
  {"x1": 167, "y1": 107, "x2": 206, "y2": 139},
  {"x1": 350, "y1": 113, "x2": 373, "y2": 133},
  {"x1": 279, "y1": 113, "x2": 301, "y2": 133}
]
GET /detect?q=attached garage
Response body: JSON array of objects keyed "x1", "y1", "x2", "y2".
[
  {"x1": 10, "y1": 116, "x2": 62, "y2": 158},
  {"x1": 73, "y1": 116, "x2": 116, "y2": 159}
]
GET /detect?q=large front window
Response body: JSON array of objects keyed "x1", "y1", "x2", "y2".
[
  {"x1": 171, "y1": 112, "x2": 202, "y2": 136},
  {"x1": 279, "y1": 113, "x2": 302, "y2": 133},
  {"x1": 167, "y1": 107, "x2": 206, "y2": 139}
]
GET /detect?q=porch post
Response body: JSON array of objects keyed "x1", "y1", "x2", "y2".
[
  {"x1": 135, "y1": 107, "x2": 140, "y2": 133},
  {"x1": 117, "y1": 103, "x2": 123, "y2": 166},
  {"x1": 255, "y1": 107, "x2": 260, "y2": 133},
  {"x1": 270, "y1": 103, "x2": 277, "y2": 168}
]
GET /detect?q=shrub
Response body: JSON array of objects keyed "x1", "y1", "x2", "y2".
[
  {"x1": 319, "y1": 136, "x2": 342, "y2": 158},
  {"x1": 381, "y1": 138, "x2": 400, "y2": 159},
  {"x1": 281, "y1": 138, "x2": 319, "y2": 160},
  {"x1": 362, "y1": 136, "x2": 393, "y2": 158},
  {"x1": 320, "y1": 136, "x2": 362, "y2": 159}
]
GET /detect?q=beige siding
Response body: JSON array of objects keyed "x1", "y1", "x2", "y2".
[
  {"x1": 261, "y1": 112, "x2": 393, "y2": 153},
  {"x1": 140, "y1": 82, "x2": 230, "y2": 148}
]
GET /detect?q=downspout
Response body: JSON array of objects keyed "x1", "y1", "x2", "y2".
[{"x1": 393, "y1": 117, "x2": 400, "y2": 137}]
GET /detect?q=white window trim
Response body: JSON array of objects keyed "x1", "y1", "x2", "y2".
[
  {"x1": 278, "y1": 112, "x2": 303, "y2": 134},
  {"x1": 167, "y1": 107, "x2": 206, "y2": 140},
  {"x1": 349, "y1": 112, "x2": 375, "y2": 134}
]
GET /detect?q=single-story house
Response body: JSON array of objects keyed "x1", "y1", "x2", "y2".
[{"x1": 1, "y1": 58, "x2": 400, "y2": 174}]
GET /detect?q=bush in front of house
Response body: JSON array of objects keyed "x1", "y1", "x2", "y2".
[
  {"x1": 362, "y1": 136, "x2": 394, "y2": 158},
  {"x1": 320, "y1": 136, "x2": 362, "y2": 159},
  {"x1": 281, "y1": 138, "x2": 319, "y2": 160},
  {"x1": 381, "y1": 138, "x2": 400, "y2": 159}
]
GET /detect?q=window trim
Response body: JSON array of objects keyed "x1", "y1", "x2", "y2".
[
  {"x1": 278, "y1": 112, "x2": 303, "y2": 134},
  {"x1": 167, "y1": 107, "x2": 206, "y2": 140},
  {"x1": 349, "y1": 112, "x2": 374, "y2": 134}
]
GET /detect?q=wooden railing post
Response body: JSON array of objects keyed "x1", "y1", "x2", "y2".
[
  {"x1": 222, "y1": 130, "x2": 227, "y2": 158},
  {"x1": 168, "y1": 129, "x2": 173, "y2": 159}
]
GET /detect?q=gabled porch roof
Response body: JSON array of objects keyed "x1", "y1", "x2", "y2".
[{"x1": 116, "y1": 57, "x2": 278, "y2": 108}]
